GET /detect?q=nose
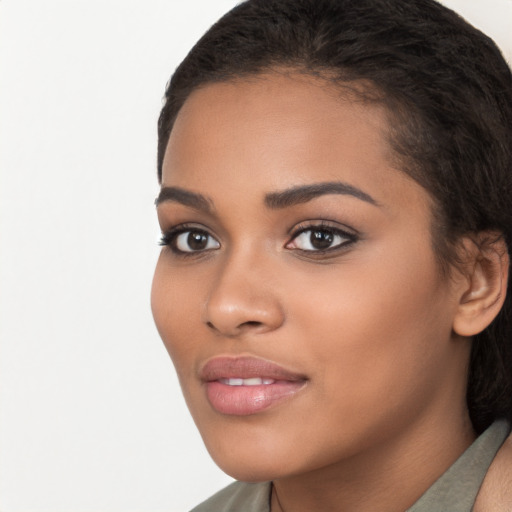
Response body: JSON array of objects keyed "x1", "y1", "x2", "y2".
[{"x1": 202, "y1": 251, "x2": 285, "y2": 337}]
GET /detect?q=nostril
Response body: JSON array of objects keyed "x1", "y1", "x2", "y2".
[
  {"x1": 206, "y1": 319, "x2": 264, "y2": 333},
  {"x1": 242, "y1": 321, "x2": 263, "y2": 328}
]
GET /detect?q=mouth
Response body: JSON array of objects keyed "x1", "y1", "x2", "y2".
[
  {"x1": 218, "y1": 377, "x2": 276, "y2": 386},
  {"x1": 200, "y1": 356, "x2": 308, "y2": 416}
]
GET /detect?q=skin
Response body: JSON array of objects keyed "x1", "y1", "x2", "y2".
[
  {"x1": 475, "y1": 435, "x2": 512, "y2": 511},
  {"x1": 152, "y1": 72, "x2": 500, "y2": 511}
]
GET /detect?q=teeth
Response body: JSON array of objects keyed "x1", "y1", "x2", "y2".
[
  {"x1": 224, "y1": 378, "x2": 243, "y2": 386},
  {"x1": 244, "y1": 378, "x2": 264, "y2": 386},
  {"x1": 220, "y1": 377, "x2": 275, "y2": 386}
]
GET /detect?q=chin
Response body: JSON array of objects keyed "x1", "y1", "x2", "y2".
[
  {"x1": 199, "y1": 425, "x2": 296, "y2": 482},
  {"x1": 211, "y1": 453, "x2": 291, "y2": 483},
  {"x1": 218, "y1": 464, "x2": 276, "y2": 483}
]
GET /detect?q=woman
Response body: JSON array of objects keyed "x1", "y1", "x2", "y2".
[{"x1": 151, "y1": 0, "x2": 512, "y2": 510}]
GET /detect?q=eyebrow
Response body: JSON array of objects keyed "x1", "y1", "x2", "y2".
[
  {"x1": 264, "y1": 182, "x2": 379, "y2": 209},
  {"x1": 155, "y1": 181, "x2": 379, "y2": 212},
  {"x1": 155, "y1": 186, "x2": 213, "y2": 212}
]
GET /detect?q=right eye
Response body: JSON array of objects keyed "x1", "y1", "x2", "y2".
[{"x1": 160, "y1": 228, "x2": 220, "y2": 254}]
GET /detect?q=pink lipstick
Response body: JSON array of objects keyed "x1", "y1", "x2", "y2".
[{"x1": 201, "y1": 356, "x2": 307, "y2": 416}]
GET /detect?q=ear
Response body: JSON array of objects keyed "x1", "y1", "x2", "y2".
[{"x1": 453, "y1": 233, "x2": 509, "y2": 337}]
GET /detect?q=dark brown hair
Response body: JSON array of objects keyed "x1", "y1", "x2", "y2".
[{"x1": 157, "y1": 0, "x2": 512, "y2": 433}]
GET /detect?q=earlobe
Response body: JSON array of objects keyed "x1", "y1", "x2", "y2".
[{"x1": 453, "y1": 234, "x2": 509, "y2": 337}]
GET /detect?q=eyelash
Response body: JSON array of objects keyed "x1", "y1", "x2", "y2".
[
  {"x1": 159, "y1": 222, "x2": 358, "y2": 257},
  {"x1": 159, "y1": 224, "x2": 220, "y2": 256},
  {"x1": 286, "y1": 222, "x2": 358, "y2": 255}
]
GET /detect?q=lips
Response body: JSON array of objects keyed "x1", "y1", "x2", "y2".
[{"x1": 201, "y1": 356, "x2": 307, "y2": 416}]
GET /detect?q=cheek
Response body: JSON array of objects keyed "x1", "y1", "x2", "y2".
[
  {"x1": 151, "y1": 255, "x2": 200, "y2": 375},
  {"x1": 287, "y1": 240, "x2": 454, "y2": 408}
]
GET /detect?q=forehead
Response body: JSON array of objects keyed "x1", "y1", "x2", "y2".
[
  {"x1": 165, "y1": 75, "x2": 390, "y2": 175},
  {"x1": 168, "y1": 73, "x2": 391, "y2": 144},
  {"x1": 161, "y1": 72, "x2": 428, "y2": 217}
]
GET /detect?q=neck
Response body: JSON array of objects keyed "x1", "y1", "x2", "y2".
[{"x1": 270, "y1": 409, "x2": 475, "y2": 512}]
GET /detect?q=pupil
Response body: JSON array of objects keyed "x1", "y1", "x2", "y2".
[
  {"x1": 188, "y1": 231, "x2": 208, "y2": 250},
  {"x1": 311, "y1": 230, "x2": 333, "y2": 249}
]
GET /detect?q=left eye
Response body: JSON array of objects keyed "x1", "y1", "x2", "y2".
[{"x1": 287, "y1": 228, "x2": 353, "y2": 251}]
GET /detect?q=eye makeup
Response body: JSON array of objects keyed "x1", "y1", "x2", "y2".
[{"x1": 159, "y1": 223, "x2": 220, "y2": 256}]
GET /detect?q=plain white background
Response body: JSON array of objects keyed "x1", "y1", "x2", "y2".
[{"x1": 0, "y1": 1, "x2": 511, "y2": 511}]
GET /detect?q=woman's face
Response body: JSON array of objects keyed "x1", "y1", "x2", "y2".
[{"x1": 152, "y1": 73, "x2": 469, "y2": 481}]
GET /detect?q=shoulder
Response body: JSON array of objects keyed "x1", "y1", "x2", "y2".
[
  {"x1": 190, "y1": 481, "x2": 272, "y2": 512},
  {"x1": 474, "y1": 431, "x2": 512, "y2": 512}
]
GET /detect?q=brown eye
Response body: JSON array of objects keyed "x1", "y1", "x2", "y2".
[
  {"x1": 287, "y1": 226, "x2": 355, "y2": 252},
  {"x1": 187, "y1": 232, "x2": 208, "y2": 250},
  {"x1": 174, "y1": 230, "x2": 220, "y2": 253},
  {"x1": 310, "y1": 230, "x2": 334, "y2": 250}
]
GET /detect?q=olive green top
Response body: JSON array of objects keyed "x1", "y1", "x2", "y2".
[{"x1": 190, "y1": 419, "x2": 510, "y2": 512}]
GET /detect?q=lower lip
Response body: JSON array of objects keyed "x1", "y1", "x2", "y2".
[{"x1": 205, "y1": 380, "x2": 306, "y2": 416}]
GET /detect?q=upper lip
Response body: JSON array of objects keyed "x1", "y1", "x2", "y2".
[{"x1": 200, "y1": 355, "x2": 307, "y2": 382}]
